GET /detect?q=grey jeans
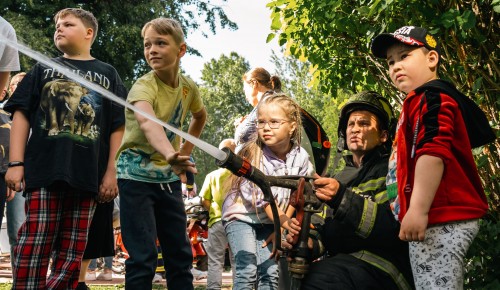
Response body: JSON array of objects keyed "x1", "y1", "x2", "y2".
[
  {"x1": 206, "y1": 220, "x2": 234, "y2": 290},
  {"x1": 7, "y1": 191, "x2": 26, "y2": 267}
]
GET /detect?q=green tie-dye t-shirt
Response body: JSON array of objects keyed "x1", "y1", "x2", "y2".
[{"x1": 116, "y1": 71, "x2": 203, "y2": 183}]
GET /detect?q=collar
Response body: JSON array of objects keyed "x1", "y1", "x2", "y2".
[
  {"x1": 262, "y1": 144, "x2": 300, "y2": 160},
  {"x1": 343, "y1": 145, "x2": 388, "y2": 168}
]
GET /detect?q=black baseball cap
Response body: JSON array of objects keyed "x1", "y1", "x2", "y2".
[{"x1": 371, "y1": 26, "x2": 440, "y2": 59}]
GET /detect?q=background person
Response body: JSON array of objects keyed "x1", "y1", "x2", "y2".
[
  {"x1": 0, "y1": 16, "x2": 20, "y2": 230},
  {"x1": 4, "y1": 72, "x2": 26, "y2": 269},
  {"x1": 233, "y1": 67, "x2": 281, "y2": 150},
  {"x1": 199, "y1": 138, "x2": 236, "y2": 290},
  {"x1": 0, "y1": 16, "x2": 20, "y2": 103}
]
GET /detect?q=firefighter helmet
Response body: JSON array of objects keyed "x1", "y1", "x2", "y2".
[{"x1": 337, "y1": 91, "x2": 395, "y2": 152}]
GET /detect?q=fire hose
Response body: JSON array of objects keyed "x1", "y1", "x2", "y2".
[{"x1": 216, "y1": 147, "x2": 324, "y2": 289}]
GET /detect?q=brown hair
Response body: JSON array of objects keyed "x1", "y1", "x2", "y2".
[
  {"x1": 141, "y1": 18, "x2": 185, "y2": 45},
  {"x1": 242, "y1": 67, "x2": 282, "y2": 92},
  {"x1": 54, "y1": 8, "x2": 98, "y2": 44}
]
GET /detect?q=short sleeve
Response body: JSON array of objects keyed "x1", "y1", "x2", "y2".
[
  {"x1": 188, "y1": 80, "x2": 204, "y2": 114},
  {"x1": 200, "y1": 173, "x2": 213, "y2": 201},
  {"x1": 127, "y1": 75, "x2": 157, "y2": 107},
  {"x1": 110, "y1": 71, "x2": 127, "y2": 132},
  {"x1": 0, "y1": 19, "x2": 20, "y2": 72}
]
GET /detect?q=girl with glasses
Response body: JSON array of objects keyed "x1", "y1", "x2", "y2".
[{"x1": 222, "y1": 93, "x2": 314, "y2": 290}]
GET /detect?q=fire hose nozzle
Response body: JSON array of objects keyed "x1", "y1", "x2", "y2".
[
  {"x1": 216, "y1": 147, "x2": 268, "y2": 186},
  {"x1": 216, "y1": 147, "x2": 249, "y2": 176}
]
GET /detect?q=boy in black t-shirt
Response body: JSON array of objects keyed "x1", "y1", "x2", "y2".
[{"x1": 4, "y1": 8, "x2": 126, "y2": 289}]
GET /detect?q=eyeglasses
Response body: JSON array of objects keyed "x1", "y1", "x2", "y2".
[{"x1": 255, "y1": 119, "x2": 289, "y2": 129}]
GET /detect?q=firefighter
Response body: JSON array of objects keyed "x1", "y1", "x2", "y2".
[{"x1": 284, "y1": 91, "x2": 414, "y2": 290}]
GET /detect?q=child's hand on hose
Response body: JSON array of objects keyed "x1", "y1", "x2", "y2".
[
  {"x1": 166, "y1": 151, "x2": 197, "y2": 183},
  {"x1": 282, "y1": 217, "x2": 300, "y2": 236},
  {"x1": 262, "y1": 232, "x2": 277, "y2": 258}
]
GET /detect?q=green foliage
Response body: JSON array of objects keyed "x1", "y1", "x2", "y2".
[
  {"x1": 1, "y1": 0, "x2": 237, "y2": 88},
  {"x1": 465, "y1": 216, "x2": 500, "y2": 289},
  {"x1": 271, "y1": 50, "x2": 351, "y2": 174},
  {"x1": 192, "y1": 52, "x2": 251, "y2": 184}
]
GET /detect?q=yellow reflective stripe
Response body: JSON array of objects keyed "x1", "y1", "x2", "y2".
[
  {"x1": 315, "y1": 204, "x2": 328, "y2": 218},
  {"x1": 356, "y1": 199, "x2": 377, "y2": 238},
  {"x1": 352, "y1": 176, "x2": 386, "y2": 194},
  {"x1": 351, "y1": 250, "x2": 412, "y2": 290},
  {"x1": 374, "y1": 190, "x2": 388, "y2": 204}
]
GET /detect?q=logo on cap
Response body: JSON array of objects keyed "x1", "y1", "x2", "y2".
[
  {"x1": 393, "y1": 26, "x2": 415, "y2": 36},
  {"x1": 425, "y1": 34, "x2": 437, "y2": 49}
]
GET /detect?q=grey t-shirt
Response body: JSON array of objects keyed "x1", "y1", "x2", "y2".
[{"x1": 0, "y1": 16, "x2": 20, "y2": 72}]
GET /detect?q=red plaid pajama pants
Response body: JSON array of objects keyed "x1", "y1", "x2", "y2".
[{"x1": 12, "y1": 188, "x2": 96, "y2": 290}]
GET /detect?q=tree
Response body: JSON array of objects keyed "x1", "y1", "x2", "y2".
[
  {"x1": 1, "y1": 0, "x2": 237, "y2": 88},
  {"x1": 267, "y1": 0, "x2": 500, "y2": 287},
  {"x1": 191, "y1": 52, "x2": 251, "y2": 184},
  {"x1": 271, "y1": 50, "x2": 348, "y2": 174}
]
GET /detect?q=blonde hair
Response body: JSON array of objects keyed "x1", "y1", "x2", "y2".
[
  {"x1": 8, "y1": 72, "x2": 26, "y2": 95},
  {"x1": 242, "y1": 67, "x2": 282, "y2": 92},
  {"x1": 219, "y1": 139, "x2": 236, "y2": 152},
  {"x1": 229, "y1": 92, "x2": 302, "y2": 191},
  {"x1": 141, "y1": 18, "x2": 185, "y2": 45},
  {"x1": 54, "y1": 8, "x2": 98, "y2": 44},
  {"x1": 10, "y1": 72, "x2": 26, "y2": 84}
]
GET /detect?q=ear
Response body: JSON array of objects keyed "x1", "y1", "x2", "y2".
[
  {"x1": 86, "y1": 28, "x2": 94, "y2": 40},
  {"x1": 379, "y1": 130, "x2": 388, "y2": 143},
  {"x1": 178, "y1": 43, "x2": 187, "y2": 57},
  {"x1": 289, "y1": 121, "x2": 298, "y2": 137},
  {"x1": 427, "y1": 50, "x2": 439, "y2": 69}
]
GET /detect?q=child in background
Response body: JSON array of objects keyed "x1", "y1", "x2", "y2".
[
  {"x1": 0, "y1": 16, "x2": 20, "y2": 230},
  {"x1": 115, "y1": 17, "x2": 207, "y2": 290},
  {"x1": 222, "y1": 93, "x2": 313, "y2": 289},
  {"x1": 200, "y1": 138, "x2": 236, "y2": 290},
  {"x1": 371, "y1": 26, "x2": 489, "y2": 288},
  {"x1": 4, "y1": 8, "x2": 125, "y2": 289},
  {"x1": 182, "y1": 169, "x2": 198, "y2": 199},
  {"x1": 4, "y1": 72, "x2": 26, "y2": 269}
]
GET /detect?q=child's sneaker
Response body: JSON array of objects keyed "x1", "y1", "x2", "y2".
[
  {"x1": 152, "y1": 273, "x2": 163, "y2": 283},
  {"x1": 96, "y1": 268, "x2": 113, "y2": 281},
  {"x1": 191, "y1": 268, "x2": 207, "y2": 280},
  {"x1": 85, "y1": 269, "x2": 96, "y2": 281}
]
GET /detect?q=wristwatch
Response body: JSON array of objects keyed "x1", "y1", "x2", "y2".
[{"x1": 7, "y1": 161, "x2": 24, "y2": 168}]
